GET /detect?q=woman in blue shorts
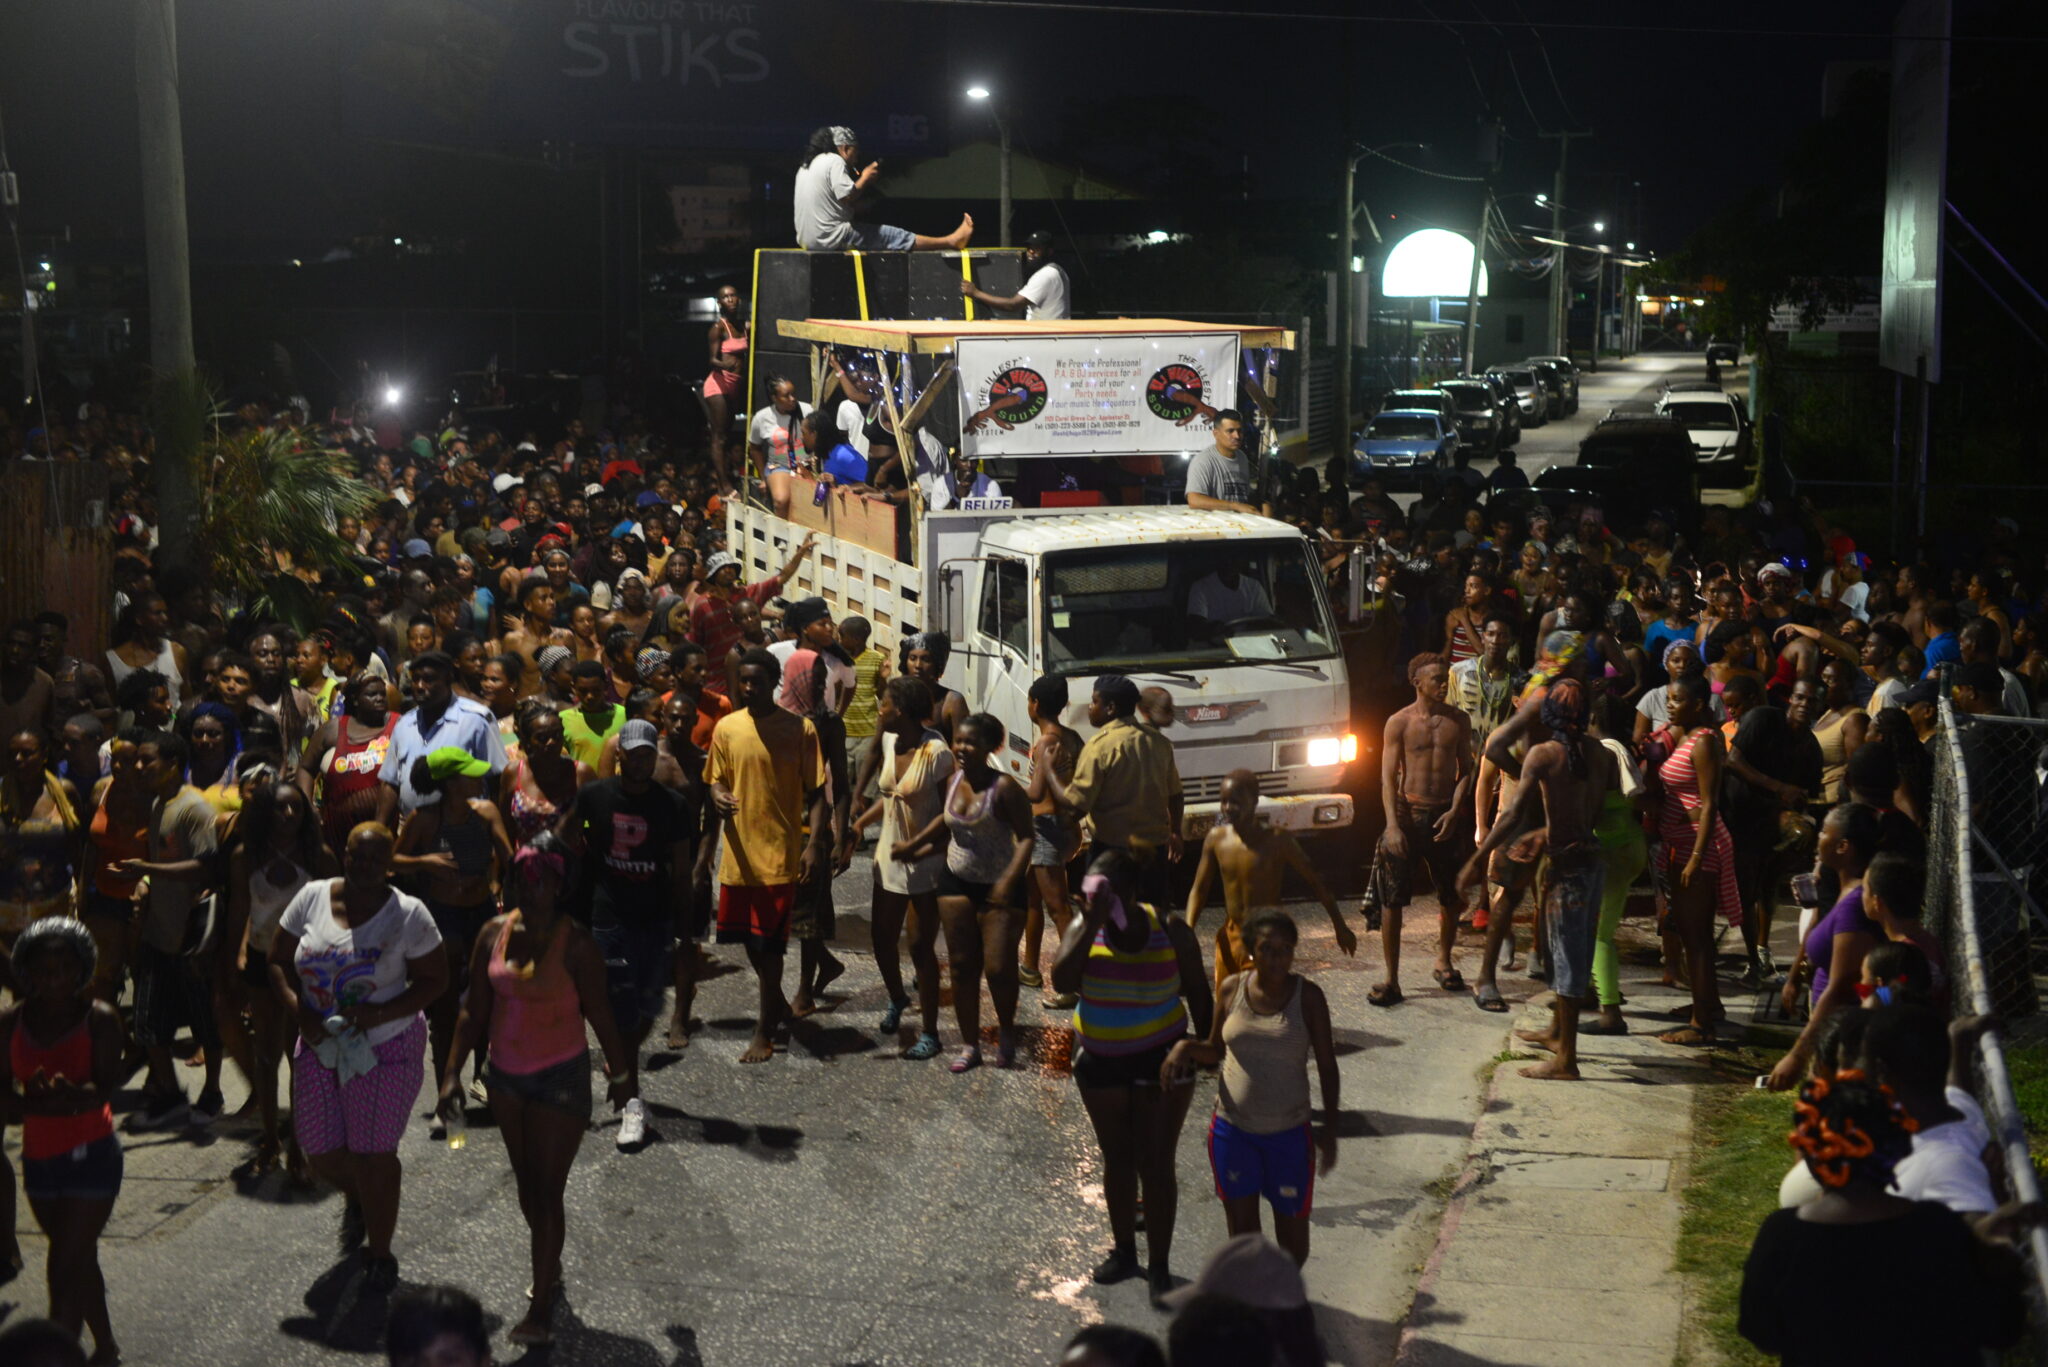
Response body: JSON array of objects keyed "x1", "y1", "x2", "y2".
[{"x1": 1164, "y1": 910, "x2": 1341, "y2": 1267}]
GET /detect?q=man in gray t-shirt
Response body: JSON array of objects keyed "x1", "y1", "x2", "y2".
[
  {"x1": 1183, "y1": 409, "x2": 1263, "y2": 515},
  {"x1": 792, "y1": 126, "x2": 975, "y2": 253}
]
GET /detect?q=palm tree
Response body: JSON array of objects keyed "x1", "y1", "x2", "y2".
[{"x1": 189, "y1": 412, "x2": 382, "y2": 632}]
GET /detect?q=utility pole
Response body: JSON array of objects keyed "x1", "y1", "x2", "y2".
[
  {"x1": 136, "y1": 0, "x2": 201, "y2": 571},
  {"x1": 996, "y1": 113, "x2": 1012, "y2": 248},
  {"x1": 1538, "y1": 130, "x2": 1587, "y2": 357},
  {"x1": 1337, "y1": 147, "x2": 1356, "y2": 459},
  {"x1": 1460, "y1": 185, "x2": 1489, "y2": 375}
]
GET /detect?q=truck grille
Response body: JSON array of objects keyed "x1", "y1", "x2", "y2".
[{"x1": 1182, "y1": 772, "x2": 1290, "y2": 804}]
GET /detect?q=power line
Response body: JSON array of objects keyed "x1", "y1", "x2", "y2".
[
  {"x1": 878, "y1": 0, "x2": 2016, "y2": 41},
  {"x1": 1509, "y1": 0, "x2": 1581, "y2": 131},
  {"x1": 1355, "y1": 144, "x2": 1486, "y2": 183}
]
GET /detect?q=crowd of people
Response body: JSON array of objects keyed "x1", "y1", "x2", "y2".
[{"x1": 4, "y1": 337, "x2": 2048, "y2": 1362}]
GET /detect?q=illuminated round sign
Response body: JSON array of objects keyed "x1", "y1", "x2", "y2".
[{"x1": 1381, "y1": 228, "x2": 1490, "y2": 298}]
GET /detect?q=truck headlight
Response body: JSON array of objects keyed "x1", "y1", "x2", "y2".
[{"x1": 1305, "y1": 734, "x2": 1357, "y2": 767}]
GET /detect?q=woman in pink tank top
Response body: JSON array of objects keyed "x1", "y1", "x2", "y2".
[{"x1": 437, "y1": 834, "x2": 637, "y2": 1347}]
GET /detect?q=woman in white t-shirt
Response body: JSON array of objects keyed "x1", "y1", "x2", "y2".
[
  {"x1": 266, "y1": 820, "x2": 447, "y2": 1292},
  {"x1": 746, "y1": 377, "x2": 813, "y2": 517}
]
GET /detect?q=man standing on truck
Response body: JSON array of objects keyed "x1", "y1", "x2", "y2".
[
  {"x1": 1363, "y1": 653, "x2": 1473, "y2": 1008},
  {"x1": 1041, "y1": 674, "x2": 1183, "y2": 907},
  {"x1": 960, "y1": 229, "x2": 1071, "y2": 319},
  {"x1": 1182, "y1": 411, "x2": 1267, "y2": 517}
]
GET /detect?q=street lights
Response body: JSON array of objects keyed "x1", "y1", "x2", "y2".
[
  {"x1": 1337, "y1": 141, "x2": 1426, "y2": 458},
  {"x1": 964, "y1": 84, "x2": 1011, "y2": 247}
]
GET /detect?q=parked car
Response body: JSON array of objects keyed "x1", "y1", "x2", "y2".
[
  {"x1": 1705, "y1": 336, "x2": 1741, "y2": 365},
  {"x1": 1523, "y1": 354, "x2": 1581, "y2": 412},
  {"x1": 1435, "y1": 379, "x2": 1505, "y2": 465},
  {"x1": 1485, "y1": 366, "x2": 1547, "y2": 426},
  {"x1": 1378, "y1": 387, "x2": 1458, "y2": 427},
  {"x1": 1654, "y1": 388, "x2": 1752, "y2": 468},
  {"x1": 1542, "y1": 415, "x2": 1700, "y2": 536},
  {"x1": 1521, "y1": 359, "x2": 1572, "y2": 419},
  {"x1": 1353, "y1": 409, "x2": 1458, "y2": 487},
  {"x1": 1475, "y1": 371, "x2": 1523, "y2": 445}
]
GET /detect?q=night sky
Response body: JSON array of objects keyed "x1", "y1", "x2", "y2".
[{"x1": 0, "y1": 0, "x2": 1923, "y2": 261}]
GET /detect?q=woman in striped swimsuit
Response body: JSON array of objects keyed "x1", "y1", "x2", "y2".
[
  {"x1": 1051, "y1": 848, "x2": 1213, "y2": 1306},
  {"x1": 1649, "y1": 674, "x2": 1740, "y2": 1046}
]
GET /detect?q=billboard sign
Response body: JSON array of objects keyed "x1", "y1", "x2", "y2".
[
  {"x1": 1879, "y1": 0, "x2": 1951, "y2": 381},
  {"x1": 956, "y1": 333, "x2": 1242, "y2": 460}
]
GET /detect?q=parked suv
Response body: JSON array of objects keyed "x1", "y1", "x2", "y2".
[
  {"x1": 1523, "y1": 355, "x2": 1581, "y2": 412},
  {"x1": 1485, "y1": 366, "x2": 1546, "y2": 426},
  {"x1": 1522, "y1": 358, "x2": 1573, "y2": 419},
  {"x1": 1379, "y1": 388, "x2": 1458, "y2": 428},
  {"x1": 1475, "y1": 371, "x2": 1524, "y2": 445},
  {"x1": 1705, "y1": 336, "x2": 1741, "y2": 365},
  {"x1": 1435, "y1": 379, "x2": 1505, "y2": 465}
]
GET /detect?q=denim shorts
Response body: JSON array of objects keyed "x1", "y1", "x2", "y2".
[
  {"x1": 844, "y1": 222, "x2": 918, "y2": 252},
  {"x1": 23, "y1": 1133, "x2": 124, "y2": 1202},
  {"x1": 489, "y1": 1051, "x2": 593, "y2": 1121},
  {"x1": 592, "y1": 918, "x2": 672, "y2": 1036},
  {"x1": 1031, "y1": 812, "x2": 1080, "y2": 868}
]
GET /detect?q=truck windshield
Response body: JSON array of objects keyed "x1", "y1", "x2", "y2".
[{"x1": 1042, "y1": 538, "x2": 1339, "y2": 672}]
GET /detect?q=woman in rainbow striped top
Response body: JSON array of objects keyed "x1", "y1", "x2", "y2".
[{"x1": 1051, "y1": 847, "x2": 1213, "y2": 1306}]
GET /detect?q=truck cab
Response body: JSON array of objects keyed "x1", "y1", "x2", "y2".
[{"x1": 732, "y1": 500, "x2": 1356, "y2": 840}]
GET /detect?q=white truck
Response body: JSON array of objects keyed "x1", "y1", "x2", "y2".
[{"x1": 725, "y1": 315, "x2": 1356, "y2": 839}]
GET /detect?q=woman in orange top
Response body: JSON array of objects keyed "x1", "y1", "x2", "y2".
[{"x1": 83, "y1": 735, "x2": 153, "y2": 1006}]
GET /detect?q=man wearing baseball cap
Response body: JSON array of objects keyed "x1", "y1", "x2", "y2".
[
  {"x1": 559, "y1": 719, "x2": 695, "y2": 1151},
  {"x1": 960, "y1": 229, "x2": 1070, "y2": 319},
  {"x1": 792, "y1": 125, "x2": 973, "y2": 253},
  {"x1": 690, "y1": 535, "x2": 816, "y2": 698}
]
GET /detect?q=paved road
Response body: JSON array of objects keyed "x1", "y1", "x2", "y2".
[
  {"x1": 1493, "y1": 351, "x2": 1751, "y2": 494},
  {"x1": 6, "y1": 864, "x2": 1527, "y2": 1366}
]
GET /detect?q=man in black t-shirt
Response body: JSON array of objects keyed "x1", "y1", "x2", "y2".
[
  {"x1": 1722, "y1": 679, "x2": 1824, "y2": 977},
  {"x1": 561, "y1": 719, "x2": 690, "y2": 1151}
]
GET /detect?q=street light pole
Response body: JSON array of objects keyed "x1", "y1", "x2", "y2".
[
  {"x1": 997, "y1": 112, "x2": 1012, "y2": 248},
  {"x1": 1538, "y1": 130, "x2": 1586, "y2": 356},
  {"x1": 1338, "y1": 149, "x2": 1356, "y2": 460},
  {"x1": 1460, "y1": 185, "x2": 1489, "y2": 375}
]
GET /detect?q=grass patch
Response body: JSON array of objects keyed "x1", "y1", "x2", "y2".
[
  {"x1": 2004, "y1": 1041, "x2": 2048, "y2": 1188},
  {"x1": 1674, "y1": 1045, "x2": 1791, "y2": 1367}
]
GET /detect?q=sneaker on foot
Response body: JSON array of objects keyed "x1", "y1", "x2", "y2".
[
  {"x1": 1090, "y1": 1248, "x2": 1141, "y2": 1284},
  {"x1": 186, "y1": 1089, "x2": 225, "y2": 1129},
  {"x1": 131, "y1": 1091, "x2": 187, "y2": 1131},
  {"x1": 616, "y1": 1096, "x2": 649, "y2": 1150}
]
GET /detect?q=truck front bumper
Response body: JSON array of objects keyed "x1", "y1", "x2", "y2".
[{"x1": 1183, "y1": 792, "x2": 1354, "y2": 840}]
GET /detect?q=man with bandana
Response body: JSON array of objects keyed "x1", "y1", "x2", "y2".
[{"x1": 1460, "y1": 677, "x2": 1617, "y2": 1081}]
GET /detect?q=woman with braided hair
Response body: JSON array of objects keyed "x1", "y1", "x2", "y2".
[{"x1": 1740, "y1": 1069, "x2": 2037, "y2": 1363}]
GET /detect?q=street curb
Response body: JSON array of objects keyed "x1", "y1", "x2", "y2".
[{"x1": 1390, "y1": 1041, "x2": 1508, "y2": 1366}]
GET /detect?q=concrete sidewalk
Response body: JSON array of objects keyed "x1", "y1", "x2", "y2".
[{"x1": 1392, "y1": 919, "x2": 1777, "y2": 1367}]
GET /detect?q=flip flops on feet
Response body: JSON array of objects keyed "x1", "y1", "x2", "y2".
[
  {"x1": 949, "y1": 1046, "x2": 983, "y2": 1074},
  {"x1": 903, "y1": 1032, "x2": 942, "y2": 1061},
  {"x1": 1433, "y1": 967, "x2": 1466, "y2": 992},
  {"x1": 1472, "y1": 983, "x2": 1508, "y2": 1012},
  {"x1": 1367, "y1": 983, "x2": 1404, "y2": 1007},
  {"x1": 1018, "y1": 967, "x2": 1044, "y2": 989},
  {"x1": 879, "y1": 998, "x2": 910, "y2": 1034},
  {"x1": 1656, "y1": 1026, "x2": 1715, "y2": 1047}
]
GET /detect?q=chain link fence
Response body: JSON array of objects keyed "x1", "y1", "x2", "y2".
[{"x1": 1926, "y1": 695, "x2": 2048, "y2": 1350}]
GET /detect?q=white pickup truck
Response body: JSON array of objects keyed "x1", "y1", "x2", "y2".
[{"x1": 728, "y1": 499, "x2": 1356, "y2": 839}]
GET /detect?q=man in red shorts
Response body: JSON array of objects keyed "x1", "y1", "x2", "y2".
[{"x1": 704, "y1": 649, "x2": 827, "y2": 1063}]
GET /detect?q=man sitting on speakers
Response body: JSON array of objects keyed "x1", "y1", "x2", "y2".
[
  {"x1": 794, "y1": 126, "x2": 974, "y2": 253},
  {"x1": 961, "y1": 229, "x2": 1071, "y2": 319}
]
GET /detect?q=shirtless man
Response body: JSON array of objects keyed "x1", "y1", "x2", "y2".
[
  {"x1": 1187, "y1": 771, "x2": 1355, "y2": 994},
  {"x1": 0, "y1": 620, "x2": 54, "y2": 745},
  {"x1": 600, "y1": 567, "x2": 656, "y2": 644},
  {"x1": 498, "y1": 578, "x2": 573, "y2": 700},
  {"x1": 35, "y1": 613, "x2": 114, "y2": 740},
  {"x1": 1363, "y1": 654, "x2": 1472, "y2": 1006},
  {"x1": 1459, "y1": 677, "x2": 1615, "y2": 1080}
]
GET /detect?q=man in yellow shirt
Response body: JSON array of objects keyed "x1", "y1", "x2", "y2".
[
  {"x1": 1043, "y1": 674, "x2": 1183, "y2": 905},
  {"x1": 705, "y1": 648, "x2": 828, "y2": 1063}
]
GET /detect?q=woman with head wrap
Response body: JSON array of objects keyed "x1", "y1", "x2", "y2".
[
  {"x1": 1738, "y1": 1069, "x2": 2036, "y2": 1363},
  {"x1": 437, "y1": 834, "x2": 637, "y2": 1346}
]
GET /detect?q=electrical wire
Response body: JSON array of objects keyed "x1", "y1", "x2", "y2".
[
  {"x1": 1467, "y1": 0, "x2": 1546, "y2": 134},
  {"x1": 878, "y1": 0, "x2": 2001, "y2": 42},
  {"x1": 1354, "y1": 144, "x2": 1486, "y2": 183},
  {"x1": 1510, "y1": 0, "x2": 1582, "y2": 134},
  {"x1": 1414, "y1": 0, "x2": 1492, "y2": 111}
]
